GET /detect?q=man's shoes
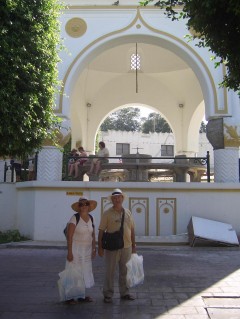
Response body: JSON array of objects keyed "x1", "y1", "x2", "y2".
[
  {"x1": 120, "y1": 294, "x2": 135, "y2": 301},
  {"x1": 65, "y1": 299, "x2": 77, "y2": 305},
  {"x1": 103, "y1": 296, "x2": 112, "y2": 303}
]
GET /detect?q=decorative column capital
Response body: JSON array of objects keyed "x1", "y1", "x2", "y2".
[
  {"x1": 206, "y1": 118, "x2": 224, "y2": 150},
  {"x1": 223, "y1": 118, "x2": 240, "y2": 148},
  {"x1": 207, "y1": 117, "x2": 240, "y2": 149},
  {"x1": 42, "y1": 118, "x2": 71, "y2": 148}
]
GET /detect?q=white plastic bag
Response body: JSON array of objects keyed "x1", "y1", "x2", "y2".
[
  {"x1": 126, "y1": 253, "x2": 144, "y2": 288},
  {"x1": 57, "y1": 262, "x2": 85, "y2": 301}
]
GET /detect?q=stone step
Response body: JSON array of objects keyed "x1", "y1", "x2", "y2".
[
  {"x1": 136, "y1": 234, "x2": 189, "y2": 245},
  {"x1": 3, "y1": 234, "x2": 189, "y2": 249}
]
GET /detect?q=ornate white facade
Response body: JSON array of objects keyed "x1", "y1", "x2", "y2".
[
  {"x1": 56, "y1": 0, "x2": 240, "y2": 182},
  {"x1": 1, "y1": 1, "x2": 240, "y2": 242}
]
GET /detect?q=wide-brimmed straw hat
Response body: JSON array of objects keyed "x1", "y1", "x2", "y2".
[
  {"x1": 107, "y1": 188, "x2": 127, "y2": 202},
  {"x1": 71, "y1": 197, "x2": 97, "y2": 213}
]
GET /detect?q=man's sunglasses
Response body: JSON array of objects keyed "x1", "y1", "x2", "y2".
[{"x1": 79, "y1": 201, "x2": 90, "y2": 207}]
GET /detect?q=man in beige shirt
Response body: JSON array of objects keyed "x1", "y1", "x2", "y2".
[{"x1": 98, "y1": 188, "x2": 136, "y2": 303}]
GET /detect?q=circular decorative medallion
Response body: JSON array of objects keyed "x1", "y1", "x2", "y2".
[
  {"x1": 136, "y1": 207, "x2": 142, "y2": 214},
  {"x1": 163, "y1": 207, "x2": 170, "y2": 214},
  {"x1": 136, "y1": 24, "x2": 141, "y2": 29},
  {"x1": 65, "y1": 18, "x2": 87, "y2": 38}
]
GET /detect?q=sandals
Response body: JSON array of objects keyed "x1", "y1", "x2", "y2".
[
  {"x1": 78, "y1": 296, "x2": 93, "y2": 303},
  {"x1": 104, "y1": 296, "x2": 112, "y2": 303},
  {"x1": 121, "y1": 294, "x2": 135, "y2": 301},
  {"x1": 65, "y1": 299, "x2": 77, "y2": 305}
]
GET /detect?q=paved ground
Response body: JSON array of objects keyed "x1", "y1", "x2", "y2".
[{"x1": 0, "y1": 243, "x2": 240, "y2": 319}]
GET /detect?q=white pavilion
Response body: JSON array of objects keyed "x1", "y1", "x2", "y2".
[{"x1": 1, "y1": 0, "x2": 240, "y2": 244}]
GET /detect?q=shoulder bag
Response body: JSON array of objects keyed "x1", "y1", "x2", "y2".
[{"x1": 102, "y1": 210, "x2": 125, "y2": 251}]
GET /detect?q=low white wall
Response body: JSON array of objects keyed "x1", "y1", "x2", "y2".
[
  {"x1": 11, "y1": 181, "x2": 240, "y2": 241},
  {"x1": 0, "y1": 183, "x2": 17, "y2": 231}
]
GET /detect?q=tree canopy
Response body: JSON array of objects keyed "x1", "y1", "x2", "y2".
[
  {"x1": 0, "y1": 0, "x2": 63, "y2": 158},
  {"x1": 100, "y1": 107, "x2": 175, "y2": 133},
  {"x1": 140, "y1": 0, "x2": 240, "y2": 92},
  {"x1": 100, "y1": 108, "x2": 142, "y2": 132},
  {"x1": 100, "y1": 107, "x2": 205, "y2": 134},
  {"x1": 142, "y1": 113, "x2": 172, "y2": 133},
  {"x1": 199, "y1": 121, "x2": 206, "y2": 133}
]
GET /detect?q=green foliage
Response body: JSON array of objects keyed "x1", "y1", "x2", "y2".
[
  {"x1": 0, "y1": 0, "x2": 63, "y2": 158},
  {"x1": 0, "y1": 229, "x2": 29, "y2": 244},
  {"x1": 62, "y1": 137, "x2": 71, "y2": 179},
  {"x1": 100, "y1": 108, "x2": 172, "y2": 133},
  {"x1": 199, "y1": 121, "x2": 206, "y2": 133},
  {"x1": 100, "y1": 107, "x2": 142, "y2": 132},
  {"x1": 95, "y1": 131, "x2": 101, "y2": 153},
  {"x1": 63, "y1": 137, "x2": 72, "y2": 154},
  {"x1": 142, "y1": 113, "x2": 172, "y2": 133},
  {"x1": 140, "y1": 0, "x2": 240, "y2": 92}
]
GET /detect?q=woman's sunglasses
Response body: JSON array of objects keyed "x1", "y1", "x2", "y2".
[{"x1": 79, "y1": 201, "x2": 90, "y2": 207}]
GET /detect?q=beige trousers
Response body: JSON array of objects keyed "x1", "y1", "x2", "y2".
[{"x1": 103, "y1": 247, "x2": 132, "y2": 298}]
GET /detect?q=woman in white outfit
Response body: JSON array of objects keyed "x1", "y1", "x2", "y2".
[{"x1": 66, "y1": 197, "x2": 97, "y2": 304}]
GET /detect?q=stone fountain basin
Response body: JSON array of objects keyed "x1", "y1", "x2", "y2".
[{"x1": 122, "y1": 154, "x2": 152, "y2": 164}]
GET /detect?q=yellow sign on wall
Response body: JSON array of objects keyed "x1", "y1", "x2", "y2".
[{"x1": 66, "y1": 192, "x2": 83, "y2": 196}]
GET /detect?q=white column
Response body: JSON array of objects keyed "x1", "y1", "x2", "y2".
[
  {"x1": 214, "y1": 148, "x2": 239, "y2": 183},
  {"x1": 37, "y1": 146, "x2": 63, "y2": 181},
  {"x1": 0, "y1": 160, "x2": 5, "y2": 182}
]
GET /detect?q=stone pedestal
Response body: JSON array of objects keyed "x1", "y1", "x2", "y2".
[
  {"x1": 174, "y1": 155, "x2": 188, "y2": 182},
  {"x1": 37, "y1": 146, "x2": 63, "y2": 181},
  {"x1": 125, "y1": 168, "x2": 149, "y2": 182},
  {"x1": 173, "y1": 167, "x2": 188, "y2": 182},
  {"x1": 122, "y1": 154, "x2": 152, "y2": 182}
]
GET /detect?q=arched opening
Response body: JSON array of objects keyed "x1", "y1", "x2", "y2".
[
  {"x1": 97, "y1": 104, "x2": 174, "y2": 159},
  {"x1": 60, "y1": 34, "x2": 216, "y2": 158}
]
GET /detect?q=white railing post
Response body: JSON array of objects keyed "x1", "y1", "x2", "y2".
[{"x1": 0, "y1": 160, "x2": 5, "y2": 182}]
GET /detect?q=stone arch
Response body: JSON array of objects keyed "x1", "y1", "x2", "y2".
[
  {"x1": 60, "y1": 32, "x2": 216, "y2": 152},
  {"x1": 84, "y1": 102, "x2": 174, "y2": 152}
]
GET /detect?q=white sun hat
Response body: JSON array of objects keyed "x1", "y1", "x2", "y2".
[{"x1": 108, "y1": 188, "x2": 127, "y2": 202}]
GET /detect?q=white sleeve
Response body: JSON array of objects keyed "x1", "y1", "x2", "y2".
[
  {"x1": 69, "y1": 215, "x2": 77, "y2": 225},
  {"x1": 104, "y1": 148, "x2": 109, "y2": 157}
]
